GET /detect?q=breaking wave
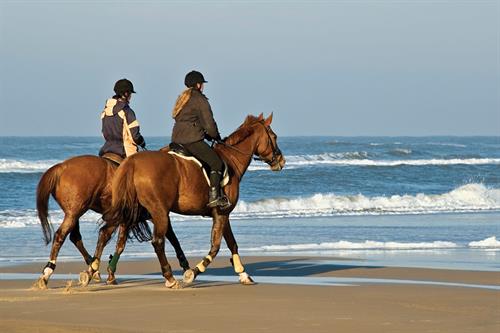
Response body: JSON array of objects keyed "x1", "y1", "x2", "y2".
[
  {"x1": 232, "y1": 184, "x2": 500, "y2": 218},
  {"x1": 256, "y1": 155, "x2": 500, "y2": 168},
  {"x1": 0, "y1": 159, "x2": 58, "y2": 173},
  {"x1": 243, "y1": 236, "x2": 500, "y2": 252},
  {"x1": 468, "y1": 236, "x2": 500, "y2": 248},
  {"x1": 1, "y1": 184, "x2": 499, "y2": 228}
]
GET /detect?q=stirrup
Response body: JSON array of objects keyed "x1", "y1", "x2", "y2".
[{"x1": 207, "y1": 195, "x2": 231, "y2": 209}]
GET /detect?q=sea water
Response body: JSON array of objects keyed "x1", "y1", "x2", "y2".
[{"x1": 0, "y1": 136, "x2": 499, "y2": 270}]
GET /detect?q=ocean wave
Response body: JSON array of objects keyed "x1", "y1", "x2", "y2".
[
  {"x1": 265, "y1": 155, "x2": 500, "y2": 168},
  {"x1": 0, "y1": 209, "x2": 103, "y2": 229},
  {"x1": 243, "y1": 237, "x2": 499, "y2": 252},
  {"x1": 389, "y1": 148, "x2": 412, "y2": 156},
  {"x1": 232, "y1": 184, "x2": 500, "y2": 218},
  {"x1": 427, "y1": 142, "x2": 467, "y2": 148},
  {"x1": 244, "y1": 240, "x2": 459, "y2": 251},
  {"x1": 468, "y1": 236, "x2": 500, "y2": 248},
  {"x1": 2, "y1": 184, "x2": 499, "y2": 227},
  {"x1": 3, "y1": 154, "x2": 500, "y2": 174},
  {"x1": 0, "y1": 159, "x2": 58, "y2": 173}
]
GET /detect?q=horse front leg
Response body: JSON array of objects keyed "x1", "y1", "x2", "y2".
[
  {"x1": 224, "y1": 221, "x2": 255, "y2": 285},
  {"x1": 183, "y1": 210, "x2": 227, "y2": 284},
  {"x1": 105, "y1": 223, "x2": 128, "y2": 285},
  {"x1": 79, "y1": 222, "x2": 117, "y2": 287},
  {"x1": 166, "y1": 223, "x2": 190, "y2": 272}
]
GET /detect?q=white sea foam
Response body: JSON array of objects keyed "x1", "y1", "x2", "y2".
[
  {"x1": 1, "y1": 184, "x2": 499, "y2": 228},
  {"x1": 3, "y1": 154, "x2": 500, "y2": 173},
  {"x1": 0, "y1": 209, "x2": 103, "y2": 229},
  {"x1": 270, "y1": 155, "x2": 500, "y2": 168},
  {"x1": 427, "y1": 142, "x2": 467, "y2": 148},
  {"x1": 232, "y1": 184, "x2": 500, "y2": 218},
  {"x1": 244, "y1": 240, "x2": 459, "y2": 252},
  {"x1": 0, "y1": 159, "x2": 59, "y2": 173},
  {"x1": 469, "y1": 236, "x2": 500, "y2": 248}
]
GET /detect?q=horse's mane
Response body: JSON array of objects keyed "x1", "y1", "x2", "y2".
[{"x1": 224, "y1": 115, "x2": 261, "y2": 146}]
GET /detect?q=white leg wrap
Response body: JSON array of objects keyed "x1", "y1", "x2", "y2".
[
  {"x1": 232, "y1": 254, "x2": 245, "y2": 274},
  {"x1": 42, "y1": 260, "x2": 56, "y2": 279},
  {"x1": 91, "y1": 258, "x2": 100, "y2": 271},
  {"x1": 195, "y1": 255, "x2": 213, "y2": 273},
  {"x1": 42, "y1": 267, "x2": 53, "y2": 279},
  {"x1": 239, "y1": 272, "x2": 250, "y2": 282}
]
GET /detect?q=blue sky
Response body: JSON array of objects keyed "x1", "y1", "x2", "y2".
[{"x1": 1, "y1": 1, "x2": 498, "y2": 136}]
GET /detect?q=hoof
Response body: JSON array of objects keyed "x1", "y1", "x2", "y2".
[
  {"x1": 106, "y1": 277, "x2": 118, "y2": 285},
  {"x1": 79, "y1": 271, "x2": 91, "y2": 287},
  {"x1": 183, "y1": 269, "x2": 195, "y2": 284},
  {"x1": 92, "y1": 271, "x2": 101, "y2": 283},
  {"x1": 165, "y1": 279, "x2": 181, "y2": 289},
  {"x1": 34, "y1": 277, "x2": 48, "y2": 290},
  {"x1": 239, "y1": 272, "x2": 256, "y2": 285}
]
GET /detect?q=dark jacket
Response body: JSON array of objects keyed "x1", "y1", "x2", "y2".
[
  {"x1": 99, "y1": 98, "x2": 145, "y2": 158},
  {"x1": 171, "y1": 90, "x2": 220, "y2": 144}
]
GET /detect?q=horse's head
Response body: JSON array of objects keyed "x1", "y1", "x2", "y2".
[{"x1": 248, "y1": 113, "x2": 286, "y2": 171}]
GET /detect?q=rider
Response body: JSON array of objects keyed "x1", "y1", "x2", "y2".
[
  {"x1": 99, "y1": 78, "x2": 146, "y2": 158},
  {"x1": 171, "y1": 70, "x2": 229, "y2": 208}
]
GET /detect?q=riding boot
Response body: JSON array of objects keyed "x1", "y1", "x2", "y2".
[{"x1": 207, "y1": 171, "x2": 230, "y2": 208}]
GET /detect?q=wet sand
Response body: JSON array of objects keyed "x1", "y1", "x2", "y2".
[{"x1": 1, "y1": 256, "x2": 499, "y2": 333}]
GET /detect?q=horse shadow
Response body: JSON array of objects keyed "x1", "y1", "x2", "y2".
[{"x1": 158, "y1": 257, "x2": 383, "y2": 278}]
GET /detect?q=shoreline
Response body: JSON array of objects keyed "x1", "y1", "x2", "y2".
[{"x1": 1, "y1": 256, "x2": 499, "y2": 332}]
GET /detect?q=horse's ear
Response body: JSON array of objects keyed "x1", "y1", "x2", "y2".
[
  {"x1": 264, "y1": 113, "x2": 273, "y2": 127},
  {"x1": 257, "y1": 113, "x2": 264, "y2": 121}
]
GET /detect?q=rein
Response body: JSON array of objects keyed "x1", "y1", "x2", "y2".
[{"x1": 217, "y1": 123, "x2": 281, "y2": 165}]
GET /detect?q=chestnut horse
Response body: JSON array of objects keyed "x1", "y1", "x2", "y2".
[
  {"x1": 81, "y1": 113, "x2": 285, "y2": 288},
  {"x1": 35, "y1": 155, "x2": 190, "y2": 289}
]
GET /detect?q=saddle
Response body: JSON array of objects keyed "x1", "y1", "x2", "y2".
[
  {"x1": 166, "y1": 143, "x2": 229, "y2": 187},
  {"x1": 102, "y1": 152, "x2": 123, "y2": 166}
]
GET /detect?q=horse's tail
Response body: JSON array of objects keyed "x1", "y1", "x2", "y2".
[
  {"x1": 36, "y1": 164, "x2": 62, "y2": 245},
  {"x1": 103, "y1": 159, "x2": 151, "y2": 242}
]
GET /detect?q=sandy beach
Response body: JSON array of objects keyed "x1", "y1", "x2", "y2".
[{"x1": 1, "y1": 256, "x2": 499, "y2": 333}]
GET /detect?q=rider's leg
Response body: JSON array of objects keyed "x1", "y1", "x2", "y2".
[{"x1": 183, "y1": 140, "x2": 227, "y2": 207}]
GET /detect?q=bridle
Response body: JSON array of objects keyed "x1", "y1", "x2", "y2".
[
  {"x1": 217, "y1": 122, "x2": 282, "y2": 167},
  {"x1": 252, "y1": 124, "x2": 282, "y2": 167}
]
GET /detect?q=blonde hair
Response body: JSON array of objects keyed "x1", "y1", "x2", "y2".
[{"x1": 171, "y1": 88, "x2": 193, "y2": 118}]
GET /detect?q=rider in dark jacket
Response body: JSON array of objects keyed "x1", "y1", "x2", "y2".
[
  {"x1": 171, "y1": 71, "x2": 229, "y2": 208},
  {"x1": 99, "y1": 79, "x2": 146, "y2": 158}
]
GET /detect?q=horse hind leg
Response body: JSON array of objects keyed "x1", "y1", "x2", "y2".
[
  {"x1": 224, "y1": 221, "x2": 255, "y2": 285},
  {"x1": 105, "y1": 224, "x2": 128, "y2": 285},
  {"x1": 150, "y1": 213, "x2": 180, "y2": 289},
  {"x1": 35, "y1": 214, "x2": 77, "y2": 289}
]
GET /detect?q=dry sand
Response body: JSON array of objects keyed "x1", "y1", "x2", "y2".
[{"x1": 1, "y1": 256, "x2": 499, "y2": 333}]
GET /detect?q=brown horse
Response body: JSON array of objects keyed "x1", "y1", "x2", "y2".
[
  {"x1": 81, "y1": 113, "x2": 285, "y2": 288},
  {"x1": 35, "y1": 155, "x2": 190, "y2": 289}
]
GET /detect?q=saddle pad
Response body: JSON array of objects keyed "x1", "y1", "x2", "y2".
[
  {"x1": 102, "y1": 152, "x2": 123, "y2": 165},
  {"x1": 168, "y1": 151, "x2": 230, "y2": 187}
]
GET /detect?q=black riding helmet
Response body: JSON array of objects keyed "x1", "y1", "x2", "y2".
[
  {"x1": 184, "y1": 71, "x2": 207, "y2": 88},
  {"x1": 114, "y1": 78, "x2": 136, "y2": 97}
]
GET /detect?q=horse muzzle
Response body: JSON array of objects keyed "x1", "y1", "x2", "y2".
[{"x1": 270, "y1": 156, "x2": 286, "y2": 171}]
